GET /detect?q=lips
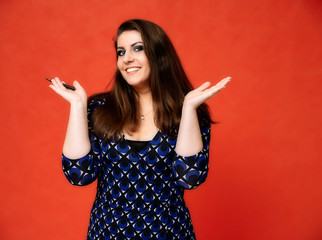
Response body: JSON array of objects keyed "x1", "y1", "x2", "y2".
[{"x1": 126, "y1": 67, "x2": 141, "y2": 73}]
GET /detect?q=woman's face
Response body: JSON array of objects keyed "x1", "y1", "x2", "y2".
[{"x1": 116, "y1": 30, "x2": 151, "y2": 92}]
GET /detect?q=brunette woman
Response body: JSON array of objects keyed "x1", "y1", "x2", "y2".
[{"x1": 49, "y1": 19, "x2": 230, "y2": 240}]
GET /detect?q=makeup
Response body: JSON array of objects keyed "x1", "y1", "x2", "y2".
[{"x1": 46, "y1": 78, "x2": 76, "y2": 91}]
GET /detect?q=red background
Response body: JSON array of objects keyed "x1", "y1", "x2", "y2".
[{"x1": 1, "y1": 0, "x2": 322, "y2": 239}]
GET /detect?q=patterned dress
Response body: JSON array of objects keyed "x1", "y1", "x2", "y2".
[{"x1": 62, "y1": 97, "x2": 211, "y2": 240}]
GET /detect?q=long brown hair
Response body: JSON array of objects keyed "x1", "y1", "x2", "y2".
[{"x1": 90, "y1": 19, "x2": 213, "y2": 141}]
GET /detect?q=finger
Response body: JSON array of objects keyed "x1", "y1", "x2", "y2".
[
  {"x1": 216, "y1": 77, "x2": 231, "y2": 86},
  {"x1": 210, "y1": 77, "x2": 231, "y2": 91},
  {"x1": 54, "y1": 77, "x2": 61, "y2": 84},
  {"x1": 50, "y1": 78, "x2": 68, "y2": 93},
  {"x1": 196, "y1": 82, "x2": 211, "y2": 91},
  {"x1": 73, "y1": 80, "x2": 83, "y2": 91},
  {"x1": 51, "y1": 77, "x2": 64, "y2": 89},
  {"x1": 49, "y1": 83, "x2": 74, "y2": 101},
  {"x1": 208, "y1": 84, "x2": 225, "y2": 95},
  {"x1": 57, "y1": 78, "x2": 68, "y2": 90},
  {"x1": 50, "y1": 78, "x2": 60, "y2": 88},
  {"x1": 219, "y1": 76, "x2": 231, "y2": 86},
  {"x1": 49, "y1": 84, "x2": 62, "y2": 95},
  {"x1": 200, "y1": 77, "x2": 231, "y2": 92}
]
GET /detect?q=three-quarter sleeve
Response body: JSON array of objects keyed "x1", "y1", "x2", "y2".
[
  {"x1": 62, "y1": 99, "x2": 103, "y2": 186},
  {"x1": 172, "y1": 123, "x2": 211, "y2": 189}
]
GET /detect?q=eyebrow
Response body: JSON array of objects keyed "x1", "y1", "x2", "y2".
[{"x1": 117, "y1": 41, "x2": 143, "y2": 49}]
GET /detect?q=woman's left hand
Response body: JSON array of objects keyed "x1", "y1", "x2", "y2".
[{"x1": 183, "y1": 76, "x2": 231, "y2": 109}]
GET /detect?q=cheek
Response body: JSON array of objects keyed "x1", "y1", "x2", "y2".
[
  {"x1": 116, "y1": 60, "x2": 127, "y2": 79},
  {"x1": 116, "y1": 59, "x2": 122, "y2": 70},
  {"x1": 143, "y1": 57, "x2": 151, "y2": 73},
  {"x1": 145, "y1": 63, "x2": 151, "y2": 75}
]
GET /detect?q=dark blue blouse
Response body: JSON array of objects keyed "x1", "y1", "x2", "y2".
[{"x1": 62, "y1": 98, "x2": 211, "y2": 240}]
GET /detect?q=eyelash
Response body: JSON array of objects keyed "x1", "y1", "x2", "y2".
[
  {"x1": 117, "y1": 50, "x2": 125, "y2": 56},
  {"x1": 134, "y1": 45, "x2": 144, "y2": 52},
  {"x1": 117, "y1": 45, "x2": 144, "y2": 57}
]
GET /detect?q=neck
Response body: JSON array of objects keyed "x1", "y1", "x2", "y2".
[{"x1": 138, "y1": 90, "x2": 153, "y2": 116}]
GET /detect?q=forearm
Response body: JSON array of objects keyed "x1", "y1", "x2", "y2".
[
  {"x1": 173, "y1": 106, "x2": 210, "y2": 189},
  {"x1": 62, "y1": 100, "x2": 91, "y2": 159},
  {"x1": 175, "y1": 78, "x2": 230, "y2": 156},
  {"x1": 175, "y1": 105, "x2": 203, "y2": 156}
]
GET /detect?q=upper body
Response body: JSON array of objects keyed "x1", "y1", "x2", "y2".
[{"x1": 49, "y1": 19, "x2": 230, "y2": 163}]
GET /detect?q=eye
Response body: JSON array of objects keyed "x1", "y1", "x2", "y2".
[
  {"x1": 117, "y1": 49, "x2": 125, "y2": 56},
  {"x1": 134, "y1": 45, "x2": 144, "y2": 52}
]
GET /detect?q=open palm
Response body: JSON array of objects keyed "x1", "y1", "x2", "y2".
[
  {"x1": 184, "y1": 77, "x2": 231, "y2": 109},
  {"x1": 49, "y1": 77, "x2": 87, "y2": 107}
]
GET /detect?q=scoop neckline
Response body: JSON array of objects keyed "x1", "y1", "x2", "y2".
[
  {"x1": 122, "y1": 130, "x2": 161, "y2": 154},
  {"x1": 126, "y1": 139, "x2": 150, "y2": 143},
  {"x1": 122, "y1": 129, "x2": 160, "y2": 143}
]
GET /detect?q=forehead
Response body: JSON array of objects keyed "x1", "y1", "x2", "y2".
[{"x1": 117, "y1": 30, "x2": 143, "y2": 47}]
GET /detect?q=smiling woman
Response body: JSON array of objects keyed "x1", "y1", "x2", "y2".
[{"x1": 49, "y1": 19, "x2": 230, "y2": 240}]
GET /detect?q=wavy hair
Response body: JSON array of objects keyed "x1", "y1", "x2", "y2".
[{"x1": 90, "y1": 19, "x2": 213, "y2": 140}]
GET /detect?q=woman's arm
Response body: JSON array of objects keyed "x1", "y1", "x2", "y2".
[
  {"x1": 49, "y1": 77, "x2": 90, "y2": 159},
  {"x1": 175, "y1": 77, "x2": 231, "y2": 156},
  {"x1": 172, "y1": 77, "x2": 230, "y2": 189},
  {"x1": 172, "y1": 123, "x2": 210, "y2": 189}
]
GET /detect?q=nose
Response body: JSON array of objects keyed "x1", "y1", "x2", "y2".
[{"x1": 123, "y1": 51, "x2": 134, "y2": 63}]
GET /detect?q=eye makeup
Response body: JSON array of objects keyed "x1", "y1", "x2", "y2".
[
  {"x1": 134, "y1": 45, "x2": 144, "y2": 52},
  {"x1": 117, "y1": 49, "x2": 126, "y2": 56},
  {"x1": 116, "y1": 44, "x2": 144, "y2": 57}
]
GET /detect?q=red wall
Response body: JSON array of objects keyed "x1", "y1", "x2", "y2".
[{"x1": 1, "y1": 0, "x2": 322, "y2": 239}]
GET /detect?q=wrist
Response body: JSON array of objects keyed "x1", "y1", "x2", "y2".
[
  {"x1": 181, "y1": 104, "x2": 198, "y2": 119},
  {"x1": 182, "y1": 100, "x2": 197, "y2": 112},
  {"x1": 70, "y1": 98, "x2": 87, "y2": 110}
]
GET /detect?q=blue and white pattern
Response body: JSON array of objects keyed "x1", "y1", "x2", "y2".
[{"x1": 62, "y1": 98, "x2": 211, "y2": 240}]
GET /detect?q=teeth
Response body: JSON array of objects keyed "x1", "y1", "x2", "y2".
[{"x1": 126, "y1": 67, "x2": 140, "y2": 73}]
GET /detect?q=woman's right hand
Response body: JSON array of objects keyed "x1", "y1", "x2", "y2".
[{"x1": 49, "y1": 77, "x2": 87, "y2": 108}]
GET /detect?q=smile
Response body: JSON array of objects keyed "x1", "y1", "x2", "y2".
[{"x1": 126, "y1": 67, "x2": 141, "y2": 73}]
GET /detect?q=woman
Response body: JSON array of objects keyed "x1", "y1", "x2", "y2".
[{"x1": 49, "y1": 19, "x2": 230, "y2": 240}]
